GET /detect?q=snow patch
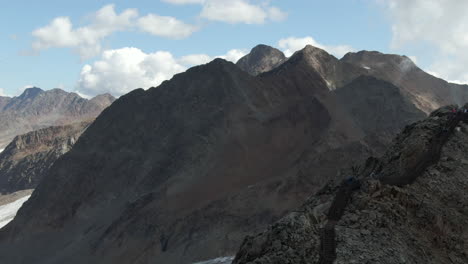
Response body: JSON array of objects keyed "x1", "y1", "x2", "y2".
[
  {"x1": 193, "y1": 256, "x2": 234, "y2": 264},
  {"x1": 362, "y1": 65, "x2": 371, "y2": 70},
  {"x1": 0, "y1": 195, "x2": 31, "y2": 229}
]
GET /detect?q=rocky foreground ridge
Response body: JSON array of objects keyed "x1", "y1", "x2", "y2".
[
  {"x1": 0, "y1": 121, "x2": 91, "y2": 193},
  {"x1": 233, "y1": 105, "x2": 468, "y2": 264}
]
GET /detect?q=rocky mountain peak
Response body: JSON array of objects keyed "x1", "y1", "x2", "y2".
[
  {"x1": 236, "y1": 44, "x2": 286, "y2": 75},
  {"x1": 17, "y1": 87, "x2": 43, "y2": 100},
  {"x1": 0, "y1": 87, "x2": 115, "y2": 148},
  {"x1": 341, "y1": 50, "x2": 417, "y2": 73}
]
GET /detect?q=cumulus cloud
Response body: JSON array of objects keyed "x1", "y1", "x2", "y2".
[
  {"x1": 76, "y1": 47, "x2": 246, "y2": 96},
  {"x1": 163, "y1": 0, "x2": 287, "y2": 24},
  {"x1": 77, "y1": 48, "x2": 185, "y2": 96},
  {"x1": 278, "y1": 36, "x2": 355, "y2": 58},
  {"x1": 217, "y1": 49, "x2": 248, "y2": 62},
  {"x1": 382, "y1": 0, "x2": 468, "y2": 83},
  {"x1": 32, "y1": 4, "x2": 197, "y2": 59},
  {"x1": 0, "y1": 88, "x2": 6, "y2": 97},
  {"x1": 200, "y1": 0, "x2": 287, "y2": 24},
  {"x1": 178, "y1": 54, "x2": 213, "y2": 66},
  {"x1": 32, "y1": 5, "x2": 138, "y2": 59},
  {"x1": 138, "y1": 14, "x2": 198, "y2": 39}
]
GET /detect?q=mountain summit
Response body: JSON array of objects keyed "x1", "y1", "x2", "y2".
[{"x1": 236, "y1": 44, "x2": 286, "y2": 75}]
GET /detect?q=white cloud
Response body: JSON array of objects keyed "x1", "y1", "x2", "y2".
[
  {"x1": 138, "y1": 14, "x2": 198, "y2": 39},
  {"x1": 178, "y1": 49, "x2": 247, "y2": 66},
  {"x1": 0, "y1": 88, "x2": 6, "y2": 97},
  {"x1": 161, "y1": 0, "x2": 205, "y2": 4},
  {"x1": 77, "y1": 47, "x2": 185, "y2": 96},
  {"x1": 162, "y1": 0, "x2": 287, "y2": 24},
  {"x1": 200, "y1": 0, "x2": 286, "y2": 24},
  {"x1": 278, "y1": 36, "x2": 355, "y2": 58},
  {"x1": 178, "y1": 54, "x2": 213, "y2": 66},
  {"x1": 408, "y1": 55, "x2": 418, "y2": 65},
  {"x1": 382, "y1": 0, "x2": 468, "y2": 84},
  {"x1": 76, "y1": 47, "x2": 247, "y2": 96},
  {"x1": 32, "y1": 5, "x2": 138, "y2": 59},
  {"x1": 32, "y1": 4, "x2": 197, "y2": 59},
  {"x1": 217, "y1": 49, "x2": 247, "y2": 62},
  {"x1": 199, "y1": 0, "x2": 287, "y2": 24}
]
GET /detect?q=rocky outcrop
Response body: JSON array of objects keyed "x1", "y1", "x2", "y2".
[
  {"x1": 0, "y1": 122, "x2": 91, "y2": 193},
  {"x1": 232, "y1": 107, "x2": 468, "y2": 264},
  {"x1": 236, "y1": 44, "x2": 286, "y2": 76},
  {"x1": 0, "y1": 87, "x2": 114, "y2": 148}
]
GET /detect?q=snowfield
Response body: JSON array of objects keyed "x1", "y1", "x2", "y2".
[
  {"x1": 0, "y1": 195, "x2": 31, "y2": 229},
  {"x1": 193, "y1": 256, "x2": 234, "y2": 264}
]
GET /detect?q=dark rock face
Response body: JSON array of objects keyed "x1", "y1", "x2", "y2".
[
  {"x1": 335, "y1": 75, "x2": 426, "y2": 151},
  {"x1": 236, "y1": 44, "x2": 286, "y2": 75},
  {"x1": 0, "y1": 87, "x2": 114, "y2": 148},
  {"x1": 232, "y1": 108, "x2": 468, "y2": 264},
  {"x1": 0, "y1": 121, "x2": 91, "y2": 193},
  {"x1": 0, "y1": 48, "x2": 428, "y2": 264}
]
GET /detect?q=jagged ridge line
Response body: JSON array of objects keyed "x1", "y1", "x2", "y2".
[{"x1": 318, "y1": 112, "x2": 464, "y2": 264}]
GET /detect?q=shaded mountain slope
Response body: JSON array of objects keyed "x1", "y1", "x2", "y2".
[
  {"x1": 0, "y1": 88, "x2": 114, "y2": 148},
  {"x1": 335, "y1": 75, "x2": 426, "y2": 151},
  {"x1": 0, "y1": 121, "x2": 91, "y2": 193},
  {"x1": 233, "y1": 107, "x2": 468, "y2": 264},
  {"x1": 0, "y1": 48, "x2": 427, "y2": 264}
]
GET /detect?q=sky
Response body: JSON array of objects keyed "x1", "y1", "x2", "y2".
[{"x1": 0, "y1": 0, "x2": 466, "y2": 98}]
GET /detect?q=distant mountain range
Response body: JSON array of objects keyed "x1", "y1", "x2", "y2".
[
  {"x1": 0, "y1": 87, "x2": 114, "y2": 148},
  {"x1": 0, "y1": 44, "x2": 467, "y2": 264}
]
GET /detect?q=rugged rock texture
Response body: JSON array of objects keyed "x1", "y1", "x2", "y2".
[
  {"x1": 342, "y1": 50, "x2": 468, "y2": 113},
  {"x1": 233, "y1": 108, "x2": 468, "y2": 264},
  {"x1": 236, "y1": 44, "x2": 286, "y2": 76},
  {"x1": 0, "y1": 87, "x2": 114, "y2": 148},
  {"x1": 0, "y1": 122, "x2": 91, "y2": 193},
  {"x1": 0, "y1": 47, "x2": 426, "y2": 263}
]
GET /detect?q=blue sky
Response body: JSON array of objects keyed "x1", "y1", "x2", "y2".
[{"x1": 0, "y1": 0, "x2": 465, "y2": 97}]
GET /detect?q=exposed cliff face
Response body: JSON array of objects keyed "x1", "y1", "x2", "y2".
[
  {"x1": 0, "y1": 47, "x2": 427, "y2": 264},
  {"x1": 0, "y1": 87, "x2": 114, "y2": 148},
  {"x1": 0, "y1": 122, "x2": 91, "y2": 193},
  {"x1": 232, "y1": 107, "x2": 468, "y2": 264},
  {"x1": 236, "y1": 44, "x2": 286, "y2": 76}
]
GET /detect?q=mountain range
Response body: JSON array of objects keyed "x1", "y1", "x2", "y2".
[
  {"x1": 0, "y1": 88, "x2": 114, "y2": 149},
  {"x1": 0, "y1": 44, "x2": 467, "y2": 264}
]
